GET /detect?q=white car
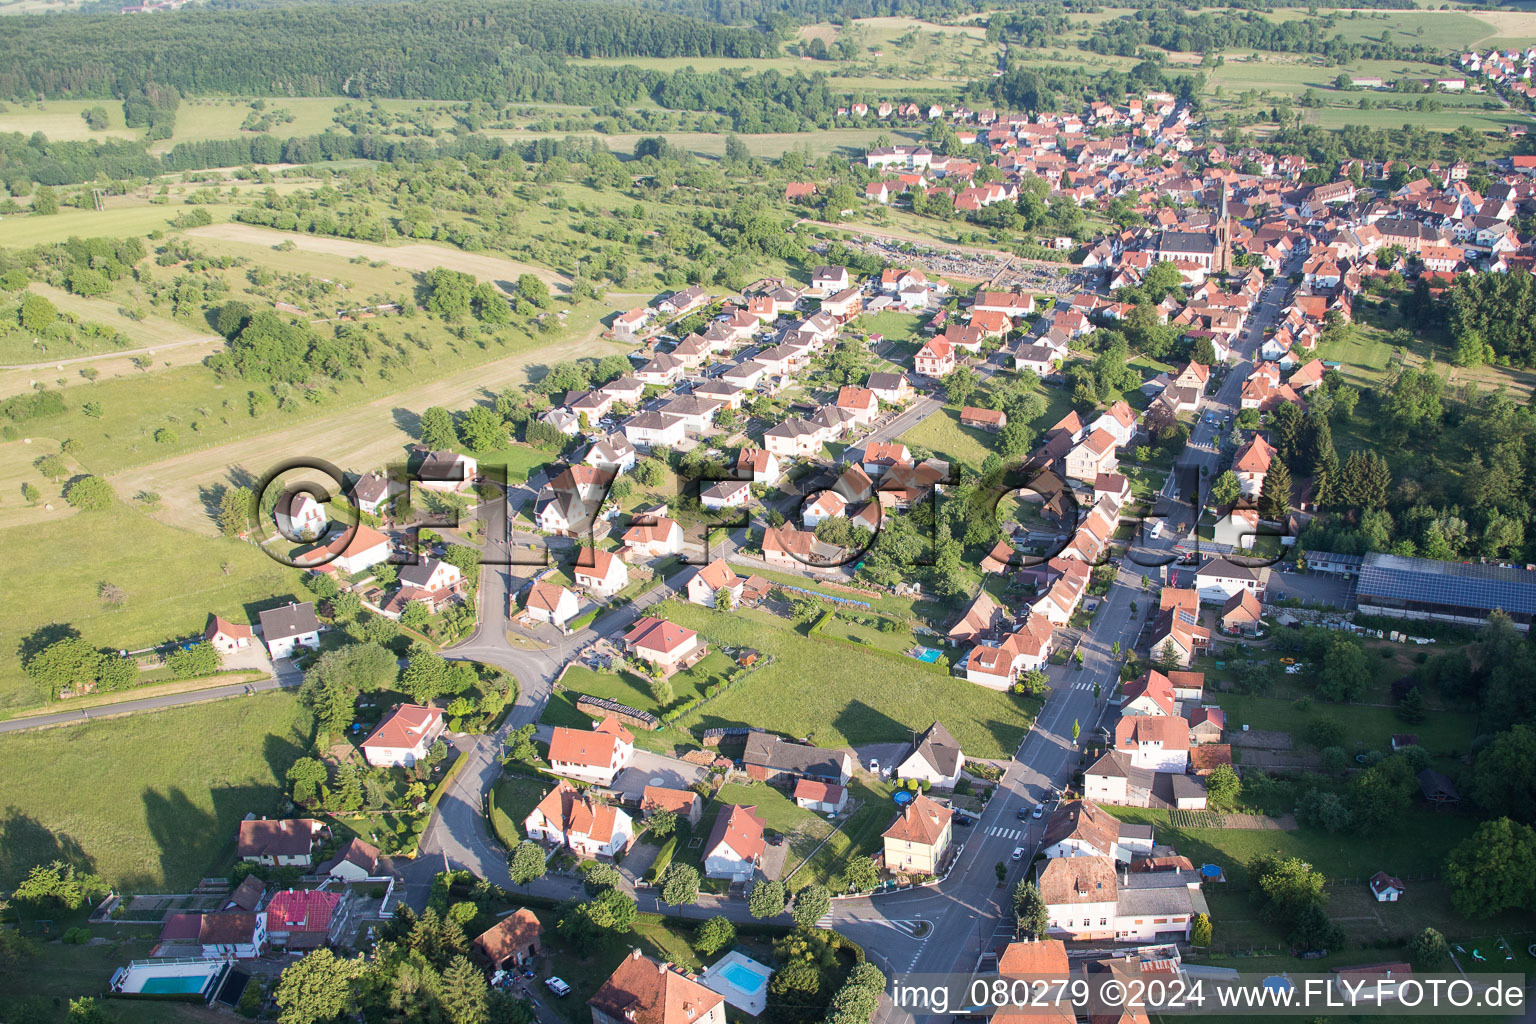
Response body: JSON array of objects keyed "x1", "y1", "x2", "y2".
[
  {"x1": 1011, "y1": 846, "x2": 1025, "y2": 861},
  {"x1": 868, "y1": 758, "x2": 880, "y2": 773},
  {"x1": 545, "y1": 978, "x2": 572, "y2": 997}
]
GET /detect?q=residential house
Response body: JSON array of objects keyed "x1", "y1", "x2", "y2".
[
  {"x1": 914, "y1": 339, "x2": 956, "y2": 378},
  {"x1": 202, "y1": 615, "x2": 253, "y2": 655},
  {"x1": 1147, "y1": 607, "x2": 1210, "y2": 667},
  {"x1": 810, "y1": 266, "x2": 851, "y2": 296},
  {"x1": 526, "y1": 580, "x2": 581, "y2": 630},
  {"x1": 703, "y1": 804, "x2": 767, "y2": 882},
  {"x1": 264, "y1": 889, "x2": 339, "y2": 950},
  {"x1": 524, "y1": 780, "x2": 634, "y2": 859},
  {"x1": 574, "y1": 547, "x2": 630, "y2": 598},
  {"x1": 866, "y1": 372, "x2": 915, "y2": 405},
  {"x1": 895, "y1": 721, "x2": 964, "y2": 789},
  {"x1": 198, "y1": 912, "x2": 266, "y2": 960},
  {"x1": 622, "y1": 515, "x2": 683, "y2": 557},
  {"x1": 547, "y1": 716, "x2": 635, "y2": 785},
  {"x1": 1040, "y1": 855, "x2": 1203, "y2": 942},
  {"x1": 836, "y1": 386, "x2": 880, "y2": 426},
  {"x1": 743, "y1": 734, "x2": 852, "y2": 786},
  {"x1": 275, "y1": 491, "x2": 327, "y2": 540},
  {"x1": 623, "y1": 617, "x2": 704, "y2": 674},
  {"x1": 536, "y1": 465, "x2": 615, "y2": 537},
  {"x1": 1194, "y1": 557, "x2": 1264, "y2": 604},
  {"x1": 1220, "y1": 590, "x2": 1263, "y2": 634},
  {"x1": 1114, "y1": 716, "x2": 1191, "y2": 772},
  {"x1": 350, "y1": 472, "x2": 397, "y2": 516},
  {"x1": 794, "y1": 779, "x2": 847, "y2": 814},
  {"x1": 417, "y1": 450, "x2": 478, "y2": 494},
  {"x1": 1064, "y1": 429, "x2": 1119, "y2": 483},
  {"x1": 700, "y1": 478, "x2": 751, "y2": 511},
  {"x1": 1083, "y1": 750, "x2": 1154, "y2": 807},
  {"x1": 238, "y1": 818, "x2": 325, "y2": 867},
  {"x1": 394, "y1": 558, "x2": 465, "y2": 614},
  {"x1": 623, "y1": 412, "x2": 687, "y2": 449},
  {"x1": 882, "y1": 794, "x2": 953, "y2": 874},
  {"x1": 1187, "y1": 707, "x2": 1225, "y2": 746},
  {"x1": 360, "y1": 703, "x2": 447, "y2": 768},
  {"x1": 316, "y1": 838, "x2": 379, "y2": 882},
  {"x1": 859, "y1": 441, "x2": 911, "y2": 477},
  {"x1": 588, "y1": 950, "x2": 727, "y2": 1024},
  {"x1": 473, "y1": 908, "x2": 542, "y2": 969},
  {"x1": 1232, "y1": 435, "x2": 1276, "y2": 496},
  {"x1": 294, "y1": 523, "x2": 392, "y2": 576},
  {"x1": 686, "y1": 558, "x2": 744, "y2": 609},
  {"x1": 258, "y1": 602, "x2": 320, "y2": 660},
  {"x1": 641, "y1": 786, "x2": 702, "y2": 827},
  {"x1": 1041, "y1": 800, "x2": 1152, "y2": 863},
  {"x1": 584, "y1": 434, "x2": 638, "y2": 475},
  {"x1": 736, "y1": 447, "x2": 782, "y2": 487},
  {"x1": 948, "y1": 589, "x2": 1003, "y2": 644}
]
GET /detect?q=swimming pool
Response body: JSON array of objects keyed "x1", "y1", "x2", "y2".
[
  {"x1": 139, "y1": 976, "x2": 211, "y2": 995},
  {"x1": 719, "y1": 961, "x2": 769, "y2": 996},
  {"x1": 910, "y1": 647, "x2": 943, "y2": 663}
]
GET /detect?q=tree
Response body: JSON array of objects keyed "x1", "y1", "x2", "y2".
[
  {"x1": 441, "y1": 954, "x2": 491, "y2": 1024},
  {"x1": 274, "y1": 948, "x2": 365, "y2": 1024},
  {"x1": 1445, "y1": 817, "x2": 1536, "y2": 917},
  {"x1": 1204, "y1": 763, "x2": 1241, "y2": 811},
  {"x1": 747, "y1": 879, "x2": 786, "y2": 918},
  {"x1": 1249, "y1": 854, "x2": 1332, "y2": 945},
  {"x1": 942, "y1": 366, "x2": 980, "y2": 407},
  {"x1": 1190, "y1": 912, "x2": 1212, "y2": 947},
  {"x1": 1258, "y1": 458, "x2": 1292, "y2": 519},
  {"x1": 286, "y1": 757, "x2": 327, "y2": 805},
  {"x1": 401, "y1": 642, "x2": 451, "y2": 703},
  {"x1": 648, "y1": 808, "x2": 678, "y2": 839},
  {"x1": 21, "y1": 483, "x2": 40, "y2": 505},
  {"x1": 695, "y1": 915, "x2": 735, "y2": 956},
  {"x1": 459, "y1": 405, "x2": 508, "y2": 451},
  {"x1": 792, "y1": 883, "x2": 831, "y2": 928},
  {"x1": 1396, "y1": 685, "x2": 1427, "y2": 724},
  {"x1": 472, "y1": 281, "x2": 512, "y2": 325},
  {"x1": 18, "y1": 293, "x2": 58, "y2": 331},
  {"x1": 1410, "y1": 927, "x2": 1449, "y2": 970},
  {"x1": 12, "y1": 861, "x2": 107, "y2": 910},
  {"x1": 426, "y1": 268, "x2": 475, "y2": 321},
  {"x1": 63, "y1": 476, "x2": 113, "y2": 511},
  {"x1": 648, "y1": 676, "x2": 674, "y2": 707},
  {"x1": 420, "y1": 406, "x2": 458, "y2": 450},
  {"x1": 33, "y1": 453, "x2": 65, "y2": 481},
  {"x1": 1071, "y1": 718, "x2": 1080, "y2": 741},
  {"x1": 510, "y1": 841, "x2": 546, "y2": 885},
  {"x1": 1207, "y1": 470, "x2": 1240, "y2": 510},
  {"x1": 66, "y1": 998, "x2": 112, "y2": 1024},
  {"x1": 842, "y1": 856, "x2": 878, "y2": 893},
  {"x1": 218, "y1": 485, "x2": 253, "y2": 536},
  {"x1": 1470, "y1": 725, "x2": 1536, "y2": 824},
  {"x1": 1319, "y1": 634, "x2": 1370, "y2": 702},
  {"x1": 1298, "y1": 789, "x2": 1352, "y2": 833},
  {"x1": 660, "y1": 862, "x2": 700, "y2": 905},
  {"x1": 516, "y1": 273, "x2": 551, "y2": 309},
  {"x1": 1012, "y1": 880, "x2": 1049, "y2": 939}
]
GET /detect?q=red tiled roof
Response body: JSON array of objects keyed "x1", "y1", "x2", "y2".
[
  {"x1": 360, "y1": 704, "x2": 443, "y2": 753},
  {"x1": 265, "y1": 889, "x2": 340, "y2": 934}
]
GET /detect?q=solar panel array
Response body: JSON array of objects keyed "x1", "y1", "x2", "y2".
[{"x1": 1357, "y1": 553, "x2": 1536, "y2": 616}]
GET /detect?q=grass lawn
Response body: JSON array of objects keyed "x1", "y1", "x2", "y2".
[
  {"x1": 899, "y1": 405, "x2": 996, "y2": 470},
  {"x1": 0, "y1": 691, "x2": 308, "y2": 890},
  {"x1": 0, "y1": 502, "x2": 304, "y2": 713},
  {"x1": 0, "y1": 931, "x2": 218, "y2": 1024},
  {"x1": 690, "y1": 778, "x2": 835, "y2": 889},
  {"x1": 661, "y1": 602, "x2": 1033, "y2": 757},
  {"x1": 1105, "y1": 806, "x2": 1479, "y2": 889},
  {"x1": 1222, "y1": 694, "x2": 1476, "y2": 757},
  {"x1": 488, "y1": 772, "x2": 552, "y2": 846},
  {"x1": 795, "y1": 777, "x2": 898, "y2": 892},
  {"x1": 542, "y1": 652, "x2": 740, "y2": 754}
]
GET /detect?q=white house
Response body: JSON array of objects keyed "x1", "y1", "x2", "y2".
[
  {"x1": 621, "y1": 515, "x2": 684, "y2": 557},
  {"x1": 525, "y1": 580, "x2": 581, "y2": 630},
  {"x1": 417, "y1": 450, "x2": 478, "y2": 494},
  {"x1": 700, "y1": 478, "x2": 752, "y2": 511},
  {"x1": 573, "y1": 547, "x2": 629, "y2": 597},
  {"x1": 238, "y1": 818, "x2": 326, "y2": 868},
  {"x1": 275, "y1": 491, "x2": 327, "y2": 540},
  {"x1": 894, "y1": 721, "x2": 964, "y2": 789},
  {"x1": 258, "y1": 602, "x2": 320, "y2": 660},
  {"x1": 1194, "y1": 557, "x2": 1264, "y2": 604},
  {"x1": 584, "y1": 434, "x2": 638, "y2": 475},
  {"x1": 317, "y1": 838, "x2": 380, "y2": 882},
  {"x1": 686, "y1": 558, "x2": 744, "y2": 608},
  {"x1": 793, "y1": 779, "x2": 847, "y2": 814},
  {"x1": 294, "y1": 523, "x2": 392, "y2": 576},
  {"x1": 1114, "y1": 716, "x2": 1191, "y2": 772},
  {"x1": 547, "y1": 716, "x2": 635, "y2": 785},
  {"x1": 623, "y1": 412, "x2": 687, "y2": 449},
  {"x1": 350, "y1": 472, "x2": 397, "y2": 517},
  {"x1": 202, "y1": 615, "x2": 253, "y2": 655},
  {"x1": 704, "y1": 804, "x2": 766, "y2": 881},
  {"x1": 1369, "y1": 872, "x2": 1405, "y2": 903},
  {"x1": 1040, "y1": 800, "x2": 1152, "y2": 863},
  {"x1": 359, "y1": 704, "x2": 446, "y2": 768},
  {"x1": 524, "y1": 780, "x2": 634, "y2": 859}
]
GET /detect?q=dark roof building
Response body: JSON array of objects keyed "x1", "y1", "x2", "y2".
[{"x1": 1357, "y1": 552, "x2": 1536, "y2": 630}]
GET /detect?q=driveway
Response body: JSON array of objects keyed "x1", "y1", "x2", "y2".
[{"x1": 607, "y1": 749, "x2": 708, "y2": 802}]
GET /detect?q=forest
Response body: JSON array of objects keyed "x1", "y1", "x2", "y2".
[
  {"x1": 1085, "y1": 7, "x2": 1442, "y2": 63},
  {"x1": 0, "y1": 0, "x2": 770, "y2": 100}
]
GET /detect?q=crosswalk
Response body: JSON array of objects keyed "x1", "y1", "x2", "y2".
[
  {"x1": 1066, "y1": 676, "x2": 1101, "y2": 691},
  {"x1": 987, "y1": 826, "x2": 1026, "y2": 841},
  {"x1": 886, "y1": 919, "x2": 929, "y2": 938}
]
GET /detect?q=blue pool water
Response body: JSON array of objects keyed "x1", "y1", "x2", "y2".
[
  {"x1": 910, "y1": 647, "x2": 943, "y2": 663},
  {"x1": 720, "y1": 962, "x2": 768, "y2": 996},
  {"x1": 140, "y1": 976, "x2": 210, "y2": 995}
]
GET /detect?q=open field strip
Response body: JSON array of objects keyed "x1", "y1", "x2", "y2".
[{"x1": 184, "y1": 222, "x2": 572, "y2": 290}]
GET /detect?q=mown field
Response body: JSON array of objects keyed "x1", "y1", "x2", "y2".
[
  {"x1": 0, "y1": 500, "x2": 302, "y2": 713},
  {"x1": 0, "y1": 691, "x2": 308, "y2": 889},
  {"x1": 660, "y1": 601, "x2": 1032, "y2": 758}
]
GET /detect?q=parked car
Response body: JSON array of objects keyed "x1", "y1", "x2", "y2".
[
  {"x1": 867, "y1": 758, "x2": 880, "y2": 773},
  {"x1": 1016, "y1": 808, "x2": 1029, "y2": 821},
  {"x1": 545, "y1": 978, "x2": 572, "y2": 997},
  {"x1": 1032, "y1": 804, "x2": 1044, "y2": 819},
  {"x1": 1011, "y1": 847, "x2": 1025, "y2": 861}
]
